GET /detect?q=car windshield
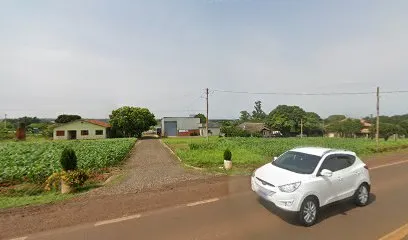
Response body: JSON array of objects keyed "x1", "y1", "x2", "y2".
[{"x1": 272, "y1": 151, "x2": 321, "y2": 174}]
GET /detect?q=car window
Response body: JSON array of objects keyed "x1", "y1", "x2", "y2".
[
  {"x1": 319, "y1": 154, "x2": 356, "y2": 173},
  {"x1": 272, "y1": 151, "x2": 321, "y2": 174},
  {"x1": 319, "y1": 156, "x2": 338, "y2": 172},
  {"x1": 336, "y1": 155, "x2": 356, "y2": 170}
]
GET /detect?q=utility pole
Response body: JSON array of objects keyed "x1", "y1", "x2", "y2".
[
  {"x1": 376, "y1": 87, "x2": 380, "y2": 149},
  {"x1": 206, "y1": 88, "x2": 209, "y2": 141},
  {"x1": 322, "y1": 119, "x2": 325, "y2": 137},
  {"x1": 300, "y1": 118, "x2": 303, "y2": 138}
]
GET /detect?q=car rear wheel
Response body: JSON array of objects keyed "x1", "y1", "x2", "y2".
[
  {"x1": 298, "y1": 196, "x2": 318, "y2": 227},
  {"x1": 355, "y1": 183, "x2": 370, "y2": 206}
]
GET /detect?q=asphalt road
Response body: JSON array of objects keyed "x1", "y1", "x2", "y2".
[{"x1": 15, "y1": 160, "x2": 408, "y2": 240}]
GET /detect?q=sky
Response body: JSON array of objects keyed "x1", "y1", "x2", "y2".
[{"x1": 1, "y1": 0, "x2": 408, "y2": 119}]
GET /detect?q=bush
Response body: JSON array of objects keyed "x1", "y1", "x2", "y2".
[
  {"x1": 44, "y1": 170, "x2": 88, "y2": 191},
  {"x1": 60, "y1": 148, "x2": 77, "y2": 171},
  {"x1": 62, "y1": 170, "x2": 88, "y2": 188},
  {"x1": 224, "y1": 149, "x2": 232, "y2": 161},
  {"x1": 220, "y1": 125, "x2": 251, "y2": 137}
]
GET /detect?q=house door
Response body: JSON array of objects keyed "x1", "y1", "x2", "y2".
[{"x1": 68, "y1": 130, "x2": 77, "y2": 140}]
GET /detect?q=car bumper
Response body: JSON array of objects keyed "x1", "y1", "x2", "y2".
[{"x1": 251, "y1": 176, "x2": 302, "y2": 212}]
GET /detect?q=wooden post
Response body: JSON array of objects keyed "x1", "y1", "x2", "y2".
[
  {"x1": 322, "y1": 119, "x2": 325, "y2": 137},
  {"x1": 376, "y1": 87, "x2": 380, "y2": 149},
  {"x1": 206, "y1": 88, "x2": 209, "y2": 141}
]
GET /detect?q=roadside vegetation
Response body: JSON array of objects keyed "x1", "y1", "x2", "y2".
[
  {"x1": 164, "y1": 137, "x2": 408, "y2": 172},
  {"x1": 0, "y1": 138, "x2": 136, "y2": 183},
  {"x1": 0, "y1": 138, "x2": 136, "y2": 209}
]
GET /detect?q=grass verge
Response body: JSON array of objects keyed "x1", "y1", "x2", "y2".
[
  {"x1": 0, "y1": 192, "x2": 75, "y2": 209},
  {"x1": 163, "y1": 137, "x2": 408, "y2": 175}
]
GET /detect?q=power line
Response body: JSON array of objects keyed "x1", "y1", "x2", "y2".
[
  {"x1": 212, "y1": 89, "x2": 408, "y2": 96},
  {"x1": 152, "y1": 109, "x2": 205, "y2": 113}
]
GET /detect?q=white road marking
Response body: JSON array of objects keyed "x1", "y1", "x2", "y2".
[
  {"x1": 9, "y1": 237, "x2": 28, "y2": 240},
  {"x1": 378, "y1": 223, "x2": 408, "y2": 240},
  {"x1": 94, "y1": 214, "x2": 142, "y2": 227},
  {"x1": 186, "y1": 198, "x2": 219, "y2": 207},
  {"x1": 370, "y1": 159, "x2": 408, "y2": 170}
]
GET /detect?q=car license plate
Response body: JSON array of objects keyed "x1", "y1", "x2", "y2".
[{"x1": 256, "y1": 184, "x2": 270, "y2": 198}]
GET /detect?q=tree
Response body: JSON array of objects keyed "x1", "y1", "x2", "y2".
[
  {"x1": 109, "y1": 106, "x2": 156, "y2": 138},
  {"x1": 18, "y1": 116, "x2": 41, "y2": 126},
  {"x1": 240, "y1": 111, "x2": 251, "y2": 122},
  {"x1": 303, "y1": 112, "x2": 323, "y2": 136},
  {"x1": 399, "y1": 120, "x2": 408, "y2": 135},
  {"x1": 326, "y1": 119, "x2": 361, "y2": 137},
  {"x1": 252, "y1": 101, "x2": 267, "y2": 121},
  {"x1": 0, "y1": 121, "x2": 14, "y2": 130},
  {"x1": 371, "y1": 122, "x2": 405, "y2": 141},
  {"x1": 194, "y1": 113, "x2": 206, "y2": 124},
  {"x1": 325, "y1": 115, "x2": 346, "y2": 124},
  {"x1": 220, "y1": 120, "x2": 251, "y2": 137},
  {"x1": 55, "y1": 115, "x2": 81, "y2": 124},
  {"x1": 267, "y1": 105, "x2": 306, "y2": 135}
]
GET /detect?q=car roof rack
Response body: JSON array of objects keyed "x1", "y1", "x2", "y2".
[{"x1": 321, "y1": 149, "x2": 355, "y2": 156}]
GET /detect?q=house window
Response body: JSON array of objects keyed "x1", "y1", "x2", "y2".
[
  {"x1": 95, "y1": 130, "x2": 103, "y2": 135},
  {"x1": 81, "y1": 130, "x2": 89, "y2": 136},
  {"x1": 56, "y1": 130, "x2": 65, "y2": 136}
]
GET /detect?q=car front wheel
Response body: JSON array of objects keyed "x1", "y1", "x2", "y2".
[
  {"x1": 298, "y1": 197, "x2": 318, "y2": 227},
  {"x1": 355, "y1": 183, "x2": 370, "y2": 206}
]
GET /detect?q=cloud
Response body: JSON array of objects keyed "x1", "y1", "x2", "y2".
[{"x1": 0, "y1": 1, "x2": 407, "y2": 119}]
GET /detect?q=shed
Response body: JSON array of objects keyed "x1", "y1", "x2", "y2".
[
  {"x1": 199, "y1": 121, "x2": 221, "y2": 137},
  {"x1": 53, "y1": 119, "x2": 111, "y2": 140},
  {"x1": 161, "y1": 117, "x2": 201, "y2": 136},
  {"x1": 238, "y1": 122, "x2": 271, "y2": 137}
]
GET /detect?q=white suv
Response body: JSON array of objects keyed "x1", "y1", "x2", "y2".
[{"x1": 251, "y1": 147, "x2": 371, "y2": 226}]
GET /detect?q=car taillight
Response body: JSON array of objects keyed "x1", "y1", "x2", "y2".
[{"x1": 364, "y1": 165, "x2": 369, "y2": 170}]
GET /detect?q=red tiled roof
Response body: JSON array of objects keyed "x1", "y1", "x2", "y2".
[
  {"x1": 84, "y1": 119, "x2": 111, "y2": 128},
  {"x1": 360, "y1": 119, "x2": 372, "y2": 127}
]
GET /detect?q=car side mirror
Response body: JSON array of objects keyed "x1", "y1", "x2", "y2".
[{"x1": 320, "y1": 169, "x2": 333, "y2": 177}]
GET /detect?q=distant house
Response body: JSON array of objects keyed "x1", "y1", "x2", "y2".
[
  {"x1": 199, "y1": 121, "x2": 221, "y2": 137},
  {"x1": 238, "y1": 122, "x2": 271, "y2": 137},
  {"x1": 53, "y1": 119, "x2": 111, "y2": 140},
  {"x1": 359, "y1": 119, "x2": 372, "y2": 138},
  {"x1": 326, "y1": 118, "x2": 372, "y2": 138},
  {"x1": 161, "y1": 117, "x2": 201, "y2": 136}
]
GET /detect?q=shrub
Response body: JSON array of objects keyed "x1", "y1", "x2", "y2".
[
  {"x1": 60, "y1": 148, "x2": 78, "y2": 171},
  {"x1": 62, "y1": 170, "x2": 88, "y2": 188},
  {"x1": 224, "y1": 149, "x2": 232, "y2": 161},
  {"x1": 44, "y1": 172, "x2": 63, "y2": 191},
  {"x1": 44, "y1": 170, "x2": 88, "y2": 191}
]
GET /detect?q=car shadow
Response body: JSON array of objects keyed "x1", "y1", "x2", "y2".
[{"x1": 258, "y1": 193, "x2": 377, "y2": 226}]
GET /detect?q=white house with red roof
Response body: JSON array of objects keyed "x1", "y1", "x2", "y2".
[{"x1": 53, "y1": 119, "x2": 111, "y2": 140}]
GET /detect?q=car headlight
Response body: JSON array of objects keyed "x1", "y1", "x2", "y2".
[{"x1": 278, "y1": 182, "x2": 301, "y2": 193}]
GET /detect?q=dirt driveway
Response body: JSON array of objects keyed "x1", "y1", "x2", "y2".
[{"x1": 90, "y1": 138, "x2": 210, "y2": 196}]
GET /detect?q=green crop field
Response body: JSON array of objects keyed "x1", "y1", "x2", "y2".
[
  {"x1": 164, "y1": 137, "x2": 408, "y2": 171},
  {"x1": 0, "y1": 138, "x2": 136, "y2": 183}
]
